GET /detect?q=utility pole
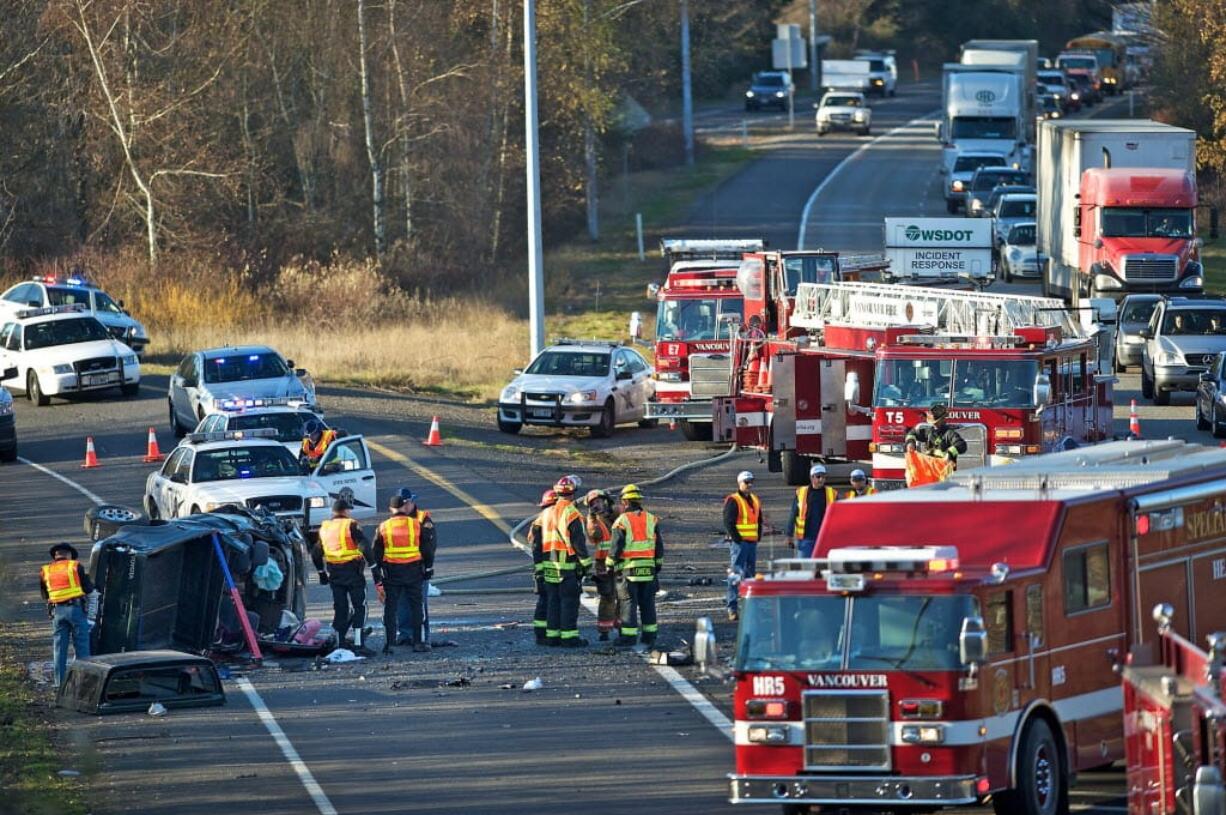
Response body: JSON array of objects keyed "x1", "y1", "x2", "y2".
[
  {"x1": 524, "y1": 0, "x2": 545, "y2": 356},
  {"x1": 680, "y1": 0, "x2": 694, "y2": 166},
  {"x1": 808, "y1": 0, "x2": 819, "y2": 92}
]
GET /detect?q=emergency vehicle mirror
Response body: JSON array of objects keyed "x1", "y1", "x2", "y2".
[
  {"x1": 512, "y1": 367, "x2": 523, "y2": 376},
  {"x1": 959, "y1": 616, "x2": 987, "y2": 666},
  {"x1": 1032, "y1": 374, "x2": 1051, "y2": 408},
  {"x1": 27, "y1": 299, "x2": 40, "y2": 307},
  {"x1": 295, "y1": 368, "x2": 307, "y2": 377},
  {"x1": 844, "y1": 372, "x2": 861, "y2": 405}
]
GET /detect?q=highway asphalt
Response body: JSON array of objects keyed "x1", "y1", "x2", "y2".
[{"x1": 0, "y1": 83, "x2": 1196, "y2": 815}]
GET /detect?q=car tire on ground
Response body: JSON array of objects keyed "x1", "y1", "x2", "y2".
[
  {"x1": 1141, "y1": 369, "x2": 1154, "y2": 399},
  {"x1": 84, "y1": 504, "x2": 147, "y2": 542},
  {"x1": 679, "y1": 420, "x2": 712, "y2": 442},
  {"x1": 496, "y1": 415, "x2": 522, "y2": 435},
  {"x1": 859, "y1": 127, "x2": 870, "y2": 136},
  {"x1": 1198, "y1": 400, "x2": 1211, "y2": 431},
  {"x1": 1114, "y1": 353, "x2": 1125, "y2": 373},
  {"x1": 121, "y1": 382, "x2": 139, "y2": 397},
  {"x1": 1002, "y1": 263, "x2": 1012, "y2": 284},
  {"x1": 946, "y1": 201, "x2": 959, "y2": 215},
  {"x1": 144, "y1": 496, "x2": 160, "y2": 520},
  {"x1": 1155, "y1": 385, "x2": 1170, "y2": 407},
  {"x1": 992, "y1": 717, "x2": 1067, "y2": 815},
  {"x1": 1214, "y1": 404, "x2": 1226, "y2": 439},
  {"x1": 637, "y1": 418, "x2": 659, "y2": 429},
  {"x1": 589, "y1": 400, "x2": 615, "y2": 438},
  {"x1": 781, "y1": 450, "x2": 808, "y2": 486},
  {"x1": 169, "y1": 400, "x2": 187, "y2": 438},
  {"x1": 0, "y1": 443, "x2": 16, "y2": 463},
  {"x1": 28, "y1": 370, "x2": 49, "y2": 407}
]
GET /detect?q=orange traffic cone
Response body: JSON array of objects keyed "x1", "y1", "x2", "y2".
[
  {"x1": 1129, "y1": 399, "x2": 1142, "y2": 439},
  {"x1": 81, "y1": 436, "x2": 101, "y2": 469},
  {"x1": 423, "y1": 416, "x2": 443, "y2": 447},
  {"x1": 669, "y1": 420, "x2": 677, "y2": 432},
  {"x1": 142, "y1": 427, "x2": 164, "y2": 463}
]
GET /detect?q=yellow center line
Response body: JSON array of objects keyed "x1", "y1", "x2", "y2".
[{"x1": 365, "y1": 438, "x2": 513, "y2": 535}]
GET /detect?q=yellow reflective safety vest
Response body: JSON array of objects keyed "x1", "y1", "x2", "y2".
[
  {"x1": 42, "y1": 559, "x2": 85, "y2": 604},
  {"x1": 843, "y1": 487, "x2": 878, "y2": 500},
  {"x1": 379, "y1": 515, "x2": 422, "y2": 564},
  {"x1": 301, "y1": 429, "x2": 337, "y2": 463},
  {"x1": 320, "y1": 518, "x2": 363, "y2": 564},
  {"x1": 793, "y1": 485, "x2": 838, "y2": 539},
  {"x1": 541, "y1": 500, "x2": 583, "y2": 581},
  {"x1": 727, "y1": 493, "x2": 761, "y2": 542},
  {"x1": 611, "y1": 509, "x2": 659, "y2": 582}
]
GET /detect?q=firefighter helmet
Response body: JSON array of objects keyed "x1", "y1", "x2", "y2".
[
  {"x1": 584, "y1": 489, "x2": 610, "y2": 506},
  {"x1": 620, "y1": 484, "x2": 644, "y2": 502},
  {"x1": 538, "y1": 489, "x2": 558, "y2": 508},
  {"x1": 554, "y1": 475, "x2": 578, "y2": 496}
]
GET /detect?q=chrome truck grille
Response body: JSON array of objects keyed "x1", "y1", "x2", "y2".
[
  {"x1": 803, "y1": 690, "x2": 891, "y2": 770},
  {"x1": 688, "y1": 353, "x2": 733, "y2": 398},
  {"x1": 1123, "y1": 256, "x2": 1178, "y2": 283},
  {"x1": 956, "y1": 424, "x2": 988, "y2": 470}
]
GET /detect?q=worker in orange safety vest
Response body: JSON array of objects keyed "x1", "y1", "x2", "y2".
[
  {"x1": 608, "y1": 484, "x2": 663, "y2": 647},
  {"x1": 372, "y1": 490, "x2": 436, "y2": 654},
  {"x1": 529, "y1": 489, "x2": 558, "y2": 644},
  {"x1": 39, "y1": 542, "x2": 94, "y2": 688},
  {"x1": 844, "y1": 468, "x2": 878, "y2": 499},
  {"x1": 299, "y1": 418, "x2": 337, "y2": 470},
  {"x1": 785, "y1": 463, "x2": 839, "y2": 559},
  {"x1": 539, "y1": 476, "x2": 592, "y2": 647},
  {"x1": 311, "y1": 498, "x2": 373, "y2": 652},
  {"x1": 723, "y1": 470, "x2": 763, "y2": 621}
]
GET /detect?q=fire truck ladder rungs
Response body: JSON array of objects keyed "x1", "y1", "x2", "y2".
[{"x1": 790, "y1": 281, "x2": 1087, "y2": 339}]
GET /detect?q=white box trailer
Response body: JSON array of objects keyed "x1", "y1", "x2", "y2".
[
  {"x1": 940, "y1": 64, "x2": 1027, "y2": 174},
  {"x1": 821, "y1": 60, "x2": 872, "y2": 92},
  {"x1": 884, "y1": 217, "x2": 994, "y2": 287},
  {"x1": 1036, "y1": 119, "x2": 1197, "y2": 301},
  {"x1": 961, "y1": 39, "x2": 1038, "y2": 129}
]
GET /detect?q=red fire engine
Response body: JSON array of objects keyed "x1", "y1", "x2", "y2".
[
  {"x1": 1122, "y1": 608, "x2": 1226, "y2": 815},
  {"x1": 717, "y1": 280, "x2": 1114, "y2": 485},
  {"x1": 729, "y1": 439, "x2": 1226, "y2": 815},
  {"x1": 646, "y1": 239, "x2": 765, "y2": 441}
]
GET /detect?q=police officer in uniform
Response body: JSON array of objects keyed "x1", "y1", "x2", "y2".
[
  {"x1": 541, "y1": 476, "x2": 592, "y2": 647},
  {"x1": 372, "y1": 492, "x2": 436, "y2": 654},
  {"x1": 608, "y1": 484, "x2": 663, "y2": 647},
  {"x1": 786, "y1": 463, "x2": 839, "y2": 558},
  {"x1": 311, "y1": 499, "x2": 373, "y2": 652},
  {"x1": 529, "y1": 489, "x2": 558, "y2": 645},
  {"x1": 723, "y1": 470, "x2": 763, "y2": 621},
  {"x1": 844, "y1": 468, "x2": 877, "y2": 498},
  {"x1": 299, "y1": 419, "x2": 337, "y2": 471},
  {"x1": 39, "y1": 543, "x2": 94, "y2": 688},
  {"x1": 905, "y1": 404, "x2": 967, "y2": 466},
  {"x1": 391, "y1": 488, "x2": 435, "y2": 646}
]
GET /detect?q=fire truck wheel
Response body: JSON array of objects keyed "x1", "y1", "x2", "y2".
[
  {"x1": 496, "y1": 415, "x2": 522, "y2": 435},
  {"x1": 781, "y1": 451, "x2": 808, "y2": 486},
  {"x1": 589, "y1": 400, "x2": 615, "y2": 438},
  {"x1": 679, "y1": 420, "x2": 713, "y2": 442},
  {"x1": 995, "y1": 718, "x2": 1067, "y2": 815}
]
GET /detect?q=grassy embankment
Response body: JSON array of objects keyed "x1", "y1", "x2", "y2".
[
  {"x1": 1203, "y1": 233, "x2": 1226, "y2": 293},
  {"x1": 9, "y1": 144, "x2": 753, "y2": 402}
]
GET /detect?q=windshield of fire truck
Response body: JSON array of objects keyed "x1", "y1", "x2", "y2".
[
  {"x1": 734, "y1": 594, "x2": 979, "y2": 672},
  {"x1": 874, "y1": 358, "x2": 1037, "y2": 408},
  {"x1": 782, "y1": 256, "x2": 838, "y2": 296},
  {"x1": 655, "y1": 297, "x2": 742, "y2": 341}
]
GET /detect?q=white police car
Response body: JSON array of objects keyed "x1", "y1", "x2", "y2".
[
  {"x1": 144, "y1": 429, "x2": 376, "y2": 531},
  {"x1": 0, "y1": 275, "x2": 149, "y2": 356},
  {"x1": 169, "y1": 345, "x2": 317, "y2": 437},
  {"x1": 194, "y1": 397, "x2": 325, "y2": 456},
  {"x1": 0, "y1": 305, "x2": 140, "y2": 406},
  {"x1": 497, "y1": 340, "x2": 655, "y2": 437}
]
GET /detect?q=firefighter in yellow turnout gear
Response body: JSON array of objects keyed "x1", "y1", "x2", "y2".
[
  {"x1": 584, "y1": 489, "x2": 621, "y2": 641},
  {"x1": 539, "y1": 476, "x2": 592, "y2": 647},
  {"x1": 528, "y1": 489, "x2": 557, "y2": 645},
  {"x1": 608, "y1": 484, "x2": 664, "y2": 647}
]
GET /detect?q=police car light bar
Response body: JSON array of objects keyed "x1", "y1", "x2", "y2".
[
  {"x1": 185, "y1": 428, "x2": 280, "y2": 444},
  {"x1": 15, "y1": 304, "x2": 89, "y2": 319},
  {"x1": 826, "y1": 545, "x2": 960, "y2": 576},
  {"x1": 218, "y1": 396, "x2": 308, "y2": 411}
]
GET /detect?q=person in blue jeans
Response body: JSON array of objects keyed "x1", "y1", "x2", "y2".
[
  {"x1": 785, "y1": 463, "x2": 838, "y2": 558},
  {"x1": 393, "y1": 488, "x2": 436, "y2": 645},
  {"x1": 39, "y1": 542, "x2": 94, "y2": 688},
  {"x1": 722, "y1": 471, "x2": 763, "y2": 621}
]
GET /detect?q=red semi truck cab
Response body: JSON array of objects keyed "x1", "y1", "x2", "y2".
[
  {"x1": 646, "y1": 239, "x2": 764, "y2": 440},
  {"x1": 870, "y1": 327, "x2": 1114, "y2": 488},
  {"x1": 729, "y1": 439, "x2": 1226, "y2": 812},
  {"x1": 1078, "y1": 168, "x2": 1205, "y2": 296},
  {"x1": 1122, "y1": 612, "x2": 1226, "y2": 815}
]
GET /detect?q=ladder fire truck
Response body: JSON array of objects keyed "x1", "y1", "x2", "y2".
[
  {"x1": 646, "y1": 241, "x2": 884, "y2": 441},
  {"x1": 1122, "y1": 609, "x2": 1226, "y2": 815},
  {"x1": 729, "y1": 439, "x2": 1226, "y2": 815},
  {"x1": 715, "y1": 280, "x2": 1115, "y2": 485}
]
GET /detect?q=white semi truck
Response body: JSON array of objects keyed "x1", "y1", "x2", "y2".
[
  {"x1": 961, "y1": 39, "x2": 1038, "y2": 138},
  {"x1": 938, "y1": 64, "x2": 1027, "y2": 176}
]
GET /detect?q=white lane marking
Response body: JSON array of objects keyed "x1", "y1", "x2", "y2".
[
  {"x1": 796, "y1": 110, "x2": 940, "y2": 250},
  {"x1": 238, "y1": 678, "x2": 339, "y2": 815},
  {"x1": 579, "y1": 594, "x2": 734, "y2": 741},
  {"x1": 1070, "y1": 807, "x2": 1127, "y2": 813},
  {"x1": 18, "y1": 456, "x2": 104, "y2": 506},
  {"x1": 13, "y1": 454, "x2": 336, "y2": 813}
]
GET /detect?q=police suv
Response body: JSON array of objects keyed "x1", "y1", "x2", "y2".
[
  {"x1": 194, "y1": 397, "x2": 325, "y2": 456},
  {"x1": 0, "y1": 275, "x2": 149, "y2": 356},
  {"x1": 144, "y1": 429, "x2": 376, "y2": 531},
  {"x1": 0, "y1": 305, "x2": 141, "y2": 406}
]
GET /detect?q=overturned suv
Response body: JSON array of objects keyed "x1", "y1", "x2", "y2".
[{"x1": 85, "y1": 504, "x2": 309, "y2": 655}]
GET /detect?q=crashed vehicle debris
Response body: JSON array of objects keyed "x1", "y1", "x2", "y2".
[
  {"x1": 86, "y1": 505, "x2": 310, "y2": 656},
  {"x1": 57, "y1": 651, "x2": 225, "y2": 715}
]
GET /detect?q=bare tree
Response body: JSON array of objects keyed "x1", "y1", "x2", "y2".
[{"x1": 356, "y1": 0, "x2": 386, "y2": 258}]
